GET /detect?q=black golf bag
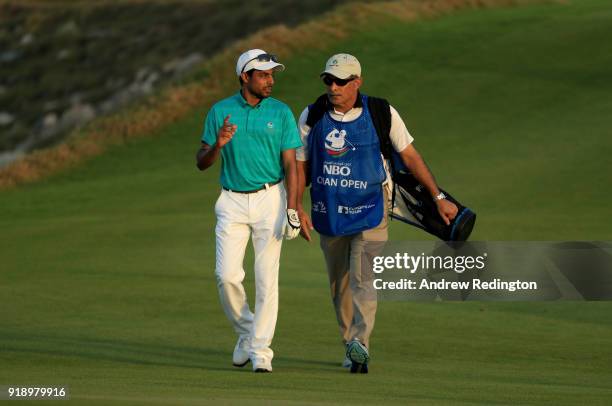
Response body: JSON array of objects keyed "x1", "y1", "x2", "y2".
[{"x1": 390, "y1": 169, "x2": 476, "y2": 241}]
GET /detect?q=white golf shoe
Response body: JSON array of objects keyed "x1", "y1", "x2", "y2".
[
  {"x1": 232, "y1": 336, "x2": 250, "y2": 367},
  {"x1": 252, "y1": 357, "x2": 272, "y2": 373}
]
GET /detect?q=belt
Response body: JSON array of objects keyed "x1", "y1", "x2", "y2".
[{"x1": 222, "y1": 179, "x2": 282, "y2": 194}]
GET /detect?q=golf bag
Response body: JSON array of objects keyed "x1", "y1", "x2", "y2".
[
  {"x1": 390, "y1": 166, "x2": 476, "y2": 241},
  {"x1": 306, "y1": 94, "x2": 476, "y2": 241}
]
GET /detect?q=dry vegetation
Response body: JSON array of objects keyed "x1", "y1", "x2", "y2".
[{"x1": 0, "y1": 0, "x2": 549, "y2": 189}]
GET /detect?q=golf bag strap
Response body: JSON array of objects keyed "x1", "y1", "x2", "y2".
[
  {"x1": 366, "y1": 96, "x2": 397, "y2": 211},
  {"x1": 305, "y1": 94, "x2": 329, "y2": 128},
  {"x1": 366, "y1": 96, "x2": 392, "y2": 160}
]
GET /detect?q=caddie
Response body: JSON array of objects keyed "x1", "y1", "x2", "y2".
[
  {"x1": 296, "y1": 53, "x2": 458, "y2": 373},
  {"x1": 196, "y1": 49, "x2": 302, "y2": 373}
]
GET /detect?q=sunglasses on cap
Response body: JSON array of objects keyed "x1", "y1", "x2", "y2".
[
  {"x1": 322, "y1": 75, "x2": 355, "y2": 87},
  {"x1": 241, "y1": 53, "x2": 279, "y2": 73}
]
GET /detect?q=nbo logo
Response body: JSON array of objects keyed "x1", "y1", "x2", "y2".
[{"x1": 323, "y1": 164, "x2": 351, "y2": 176}]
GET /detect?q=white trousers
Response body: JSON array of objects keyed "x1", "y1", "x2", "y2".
[{"x1": 214, "y1": 183, "x2": 286, "y2": 364}]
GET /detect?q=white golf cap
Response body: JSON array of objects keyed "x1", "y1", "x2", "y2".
[
  {"x1": 320, "y1": 53, "x2": 361, "y2": 79},
  {"x1": 236, "y1": 49, "x2": 285, "y2": 76}
]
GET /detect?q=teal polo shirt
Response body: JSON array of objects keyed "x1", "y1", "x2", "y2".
[{"x1": 202, "y1": 91, "x2": 302, "y2": 191}]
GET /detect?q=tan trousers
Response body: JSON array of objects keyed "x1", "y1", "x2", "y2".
[{"x1": 319, "y1": 192, "x2": 389, "y2": 348}]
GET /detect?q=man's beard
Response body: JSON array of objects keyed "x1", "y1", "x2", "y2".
[
  {"x1": 250, "y1": 85, "x2": 272, "y2": 100},
  {"x1": 252, "y1": 91, "x2": 269, "y2": 99}
]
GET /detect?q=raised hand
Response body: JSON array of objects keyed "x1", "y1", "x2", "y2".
[{"x1": 217, "y1": 115, "x2": 237, "y2": 148}]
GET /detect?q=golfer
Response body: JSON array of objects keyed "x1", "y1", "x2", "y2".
[
  {"x1": 296, "y1": 53, "x2": 457, "y2": 373},
  {"x1": 196, "y1": 49, "x2": 302, "y2": 373}
]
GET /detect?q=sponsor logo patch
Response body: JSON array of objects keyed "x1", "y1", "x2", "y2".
[
  {"x1": 337, "y1": 204, "x2": 376, "y2": 215},
  {"x1": 312, "y1": 201, "x2": 327, "y2": 214},
  {"x1": 325, "y1": 129, "x2": 355, "y2": 157}
]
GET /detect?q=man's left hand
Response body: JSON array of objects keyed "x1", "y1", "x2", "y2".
[
  {"x1": 284, "y1": 208, "x2": 301, "y2": 240},
  {"x1": 436, "y1": 199, "x2": 458, "y2": 226}
]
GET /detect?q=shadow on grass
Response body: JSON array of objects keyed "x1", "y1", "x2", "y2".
[
  {"x1": 274, "y1": 355, "x2": 340, "y2": 370},
  {"x1": 1, "y1": 332, "x2": 345, "y2": 374},
  {"x1": 1, "y1": 332, "x2": 234, "y2": 373}
]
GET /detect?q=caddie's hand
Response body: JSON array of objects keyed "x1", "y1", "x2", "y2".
[
  {"x1": 436, "y1": 199, "x2": 458, "y2": 226},
  {"x1": 217, "y1": 115, "x2": 237, "y2": 148},
  {"x1": 297, "y1": 207, "x2": 313, "y2": 242},
  {"x1": 284, "y1": 208, "x2": 301, "y2": 240}
]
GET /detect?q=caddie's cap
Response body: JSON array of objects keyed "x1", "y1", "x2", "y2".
[
  {"x1": 320, "y1": 53, "x2": 361, "y2": 79},
  {"x1": 236, "y1": 49, "x2": 285, "y2": 76}
]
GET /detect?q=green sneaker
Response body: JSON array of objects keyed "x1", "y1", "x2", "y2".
[{"x1": 346, "y1": 339, "x2": 369, "y2": 374}]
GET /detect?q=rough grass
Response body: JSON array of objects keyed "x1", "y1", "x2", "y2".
[
  {"x1": 0, "y1": 0, "x2": 363, "y2": 153},
  {"x1": 0, "y1": 0, "x2": 549, "y2": 189}
]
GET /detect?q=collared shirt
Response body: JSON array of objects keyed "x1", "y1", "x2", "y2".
[
  {"x1": 202, "y1": 91, "x2": 302, "y2": 191},
  {"x1": 295, "y1": 95, "x2": 414, "y2": 162}
]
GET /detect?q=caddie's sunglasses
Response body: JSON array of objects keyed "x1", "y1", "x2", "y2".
[
  {"x1": 241, "y1": 53, "x2": 279, "y2": 72},
  {"x1": 322, "y1": 75, "x2": 354, "y2": 87}
]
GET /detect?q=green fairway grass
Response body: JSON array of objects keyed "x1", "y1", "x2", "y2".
[{"x1": 1, "y1": 0, "x2": 612, "y2": 404}]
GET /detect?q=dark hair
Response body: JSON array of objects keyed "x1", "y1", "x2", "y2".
[{"x1": 238, "y1": 69, "x2": 255, "y2": 85}]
